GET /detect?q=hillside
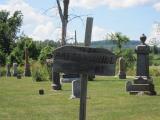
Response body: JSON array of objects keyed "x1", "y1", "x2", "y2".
[{"x1": 91, "y1": 40, "x2": 140, "y2": 50}]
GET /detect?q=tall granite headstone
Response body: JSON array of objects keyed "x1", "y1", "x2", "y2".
[
  {"x1": 126, "y1": 34, "x2": 156, "y2": 95},
  {"x1": 24, "y1": 48, "x2": 31, "y2": 76},
  {"x1": 13, "y1": 63, "x2": 18, "y2": 76},
  {"x1": 118, "y1": 57, "x2": 126, "y2": 79},
  {"x1": 6, "y1": 64, "x2": 11, "y2": 77}
]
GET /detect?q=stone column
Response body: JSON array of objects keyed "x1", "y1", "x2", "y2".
[
  {"x1": 118, "y1": 57, "x2": 126, "y2": 79},
  {"x1": 136, "y1": 40, "x2": 150, "y2": 78},
  {"x1": 52, "y1": 71, "x2": 61, "y2": 90},
  {"x1": 24, "y1": 48, "x2": 31, "y2": 76},
  {"x1": 6, "y1": 64, "x2": 11, "y2": 77},
  {"x1": 13, "y1": 62, "x2": 18, "y2": 76}
]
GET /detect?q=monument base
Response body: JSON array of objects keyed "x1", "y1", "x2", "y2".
[
  {"x1": 51, "y1": 84, "x2": 62, "y2": 90},
  {"x1": 126, "y1": 76, "x2": 156, "y2": 95}
]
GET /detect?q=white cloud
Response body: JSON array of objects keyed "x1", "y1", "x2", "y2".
[
  {"x1": 0, "y1": 0, "x2": 57, "y2": 40},
  {"x1": 92, "y1": 26, "x2": 108, "y2": 41},
  {"x1": 71, "y1": 0, "x2": 153, "y2": 9},
  {"x1": 154, "y1": 2, "x2": 160, "y2": 11}
]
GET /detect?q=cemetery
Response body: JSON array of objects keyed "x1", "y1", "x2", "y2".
[{"x1": 0, "y1": 0, "x2": 160, "y2": 120}]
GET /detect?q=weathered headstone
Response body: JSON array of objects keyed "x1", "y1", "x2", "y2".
[
  {"x1": 126, "y1": 34, "x2": 156, "y2": 95},
  {"x1": 13, "y1": 62, "x2": 18, "y2": 76},
  {"x1": 118, "y1": 57, "x2": 126, "y2": 79},
  {"x1": 24, "y1": 48, "x2": 31, "y2": 76},
  {"x1": 52, "y1": 72, "x2": 61, "y2": 90},
  {"x1": 6, "y1": 64, "x2": 11, "y2": 77},
  {"x1": 71, "y1": 79, "x2": 81, "y2": 99}
]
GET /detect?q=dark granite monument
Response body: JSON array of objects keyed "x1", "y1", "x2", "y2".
[
  {"x1": 118, "y1": 57, "x2": 126, "y2": 79},
  {"x1": 6, "y1": 64, "x2": 11, "y2": 77},
  {"x1": 126, "y1": 34, "x2": 156, "y2": 95}
]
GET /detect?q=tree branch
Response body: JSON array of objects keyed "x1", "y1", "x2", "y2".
[{"x1": 56, "y1": 0, "x2": 63, "y2": 22}]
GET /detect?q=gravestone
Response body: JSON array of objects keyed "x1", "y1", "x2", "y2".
[
  {"x1": 13, "y1": 62, "x2": 18, "y2": 76},
  {"x1": 6, "y1": 64, "x2": 11, "y2": 77},
  {"x1": 24, "y1": 48, "x2": 31, "y2": 76},
  {"x1": 71, "y1": 79, "x2": 81, "y2": 99},
  {"x1": 52, "y1": 72, "x2": 61, "y2": 90},
  {"x1": 126, "y1": 34, "x2": 156, "y2": 95},
  {"x1": 118, "y1": 57, "x2": 126, "y2": 79}
]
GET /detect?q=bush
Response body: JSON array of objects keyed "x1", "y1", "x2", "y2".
[
  {"x1": 32, "y1": 62, "x2": 49, "y2": 82},
  {"x1": 38, "y1": 46, "x2": 54, "y2": 64},
  {"x1": 150, "y1": 66, "x2": 160, "y2": 76}
]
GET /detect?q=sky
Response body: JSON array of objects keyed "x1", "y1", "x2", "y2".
[{"x1": 0, "y1": 0, "x2": 160, "y2": 42}]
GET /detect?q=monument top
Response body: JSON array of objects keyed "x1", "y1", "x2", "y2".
[{"x1": 140, "y1": 34, "x2": 147, "y2": 45}]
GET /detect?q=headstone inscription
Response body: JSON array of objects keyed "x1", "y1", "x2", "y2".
[
  {"x1": 126, "y1": 34, "x2": 156, "y2": 95},
  {"x1": 118, "y1": 57, "x2": 126, "y2": 79},
  {"x1": 6, "y1": 64, "x2": 11, "y2": 77},
  {"x1": 13, "y1": 62, "x2": 18, "y2": 76},
  {"x1": 52, "y1": 45, "x2": 116, "y2": 120}
]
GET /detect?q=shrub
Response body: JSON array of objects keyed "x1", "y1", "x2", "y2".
[
  {"x1": 38, "y1": 46, "x2": 54, "y2": 64},
  {"x1": 32, "y1": 62, "x2": 49, "y2": 82}
]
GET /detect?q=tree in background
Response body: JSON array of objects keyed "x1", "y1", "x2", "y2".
[
  {"x1": 56, "y1": 0, "x2": 70, "y2": 46},
  {"x1": 0, "y1": 10, "x2": 23, "y2": 54},
  {"x1": 107, "y1": 32, "x2": 129, "y2": 55},
  {"x1": 8, "y1": 35, "x2": 40, "y2": 64},
  {"x1": 38, "y1": 46, "x2": 55, "y2": 64}
]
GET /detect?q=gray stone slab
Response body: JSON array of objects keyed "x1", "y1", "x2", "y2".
[{"x1": 71, "y1": 80, "x2": 81, "y2": 99}]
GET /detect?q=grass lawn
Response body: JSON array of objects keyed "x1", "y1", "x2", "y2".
[{"x1": 0, "y1": 76, "x2": 160, "y2": 120}]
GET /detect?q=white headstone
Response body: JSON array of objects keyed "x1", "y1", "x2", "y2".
[
  {"x1": 71, "y1": 80, "x2": 81, "y2": 99},
  {"x1": 13, "y1": 63, "x2": 18, "y2": 76}
]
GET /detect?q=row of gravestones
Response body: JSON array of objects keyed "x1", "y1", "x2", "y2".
[
  {"x1": 0, "y1": 48, "x2": 31, "y2": 78},
  {"x1": 0, "y1": 62, "x2": 31, "y2": 78}
]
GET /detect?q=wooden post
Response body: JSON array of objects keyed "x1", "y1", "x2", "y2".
[
  {"x1": 75, "y1": 30, "x2": 77, "y2": 46},
  {"x1": 79, "y1": 17, "x2": 93, "y2": 120},
  {"x1": 84, "y1": 17, "x2": 93, "y2": 46},
  {"x1": 79, "y1": 74, "x2": 88, "y2": 120}
]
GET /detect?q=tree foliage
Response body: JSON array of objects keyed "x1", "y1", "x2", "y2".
[
  {"x1": 107, "y1": 32, "x2": 129, "y2": 54},
  {"x1": 0, "y1": 10, "x2": 23, "y2": 54},
  {"x1": 38, "y1": 46, "x2": 55, "y2": 64}
]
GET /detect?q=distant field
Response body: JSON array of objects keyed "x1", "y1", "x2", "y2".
[{"x1": 0, "y1": 76, "x2": 160, "y2": 120}]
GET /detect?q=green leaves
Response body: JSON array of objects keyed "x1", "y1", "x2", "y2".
[{"x1": 0, "y1": 10, "x2": 23, "y2": 54}]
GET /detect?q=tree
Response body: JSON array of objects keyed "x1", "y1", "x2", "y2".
[
  {"x1": 0, "y1": 10, "x2": 23, "y2": 54},
  {"x1": 56, "y1": 0, "x2": 69, "y2": 46},
  {"x1": 107, "y1": 32, "x2": 129, "y2": 54},
  {"x1": 38, "y1": 46, "x2": 55, "y2": 64}
]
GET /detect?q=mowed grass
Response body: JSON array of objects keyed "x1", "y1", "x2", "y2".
[{"x1": 0, "y1": 76, "x2": 160, "y2": 120}]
